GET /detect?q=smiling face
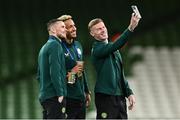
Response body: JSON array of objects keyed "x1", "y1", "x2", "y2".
[
  {"x1": 55, "y1": 21, "x2": 67, "y2": 39},
  {"x1": 64, "y1": 19, "x2": 77, "y2": 40},
  {"x1": 90, "y1": 21, "x2": 108, "y2": 41},
  {"x1": 47, "y1": 19, "x2": 67, "y2": 39}
]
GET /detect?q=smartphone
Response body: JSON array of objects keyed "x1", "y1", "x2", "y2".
[{"x1": 131, "y1": 5, "x2": 142, "y2": 19}]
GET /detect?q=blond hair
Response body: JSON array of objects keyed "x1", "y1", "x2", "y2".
[
  {"x1": 57, "y1": 15, "x2": 72, "y2": 22},
  {"x1": 88, "y1": 18, "x2": 103, "y2": 31}
]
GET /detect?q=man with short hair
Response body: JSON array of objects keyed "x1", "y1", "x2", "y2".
[
  {"x1": 88, "y1": 13, "x2": 140, "y2": 119},
  {"x1": 58, "y1": 15, "x2": 91, "y2": 119},
  {"x1": 37, "y1": 18, "x2": 67, "y2": 119}
]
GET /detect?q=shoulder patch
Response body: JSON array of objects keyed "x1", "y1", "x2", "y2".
[{"x1": 77, "y1": 48, "x2": 82, "y2": 55}]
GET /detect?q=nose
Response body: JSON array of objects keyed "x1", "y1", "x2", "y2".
[
  {"x1": 73, "y1": 26, "x2": 76, "y2": 31},
  {"x1": 65, "y1": 28, "x2": 67, "y2": 32}
]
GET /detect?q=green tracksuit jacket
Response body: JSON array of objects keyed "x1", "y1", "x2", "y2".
[
  {"x1": 37, "y1": 35, "x2": 67, "y2": 102},
  {"x1": 91, "y1": 29, "x2": 133, "y2": 97},
  {"x1": 61, "y1": 40, "x2": 89, "y2": 101}
]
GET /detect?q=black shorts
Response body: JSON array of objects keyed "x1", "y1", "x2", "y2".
[
  {"x1": 95, "y1": 93, "x2": 127, "y2": 119},
  {"x1": 40, "y1": 96, "x2": 66, "y2": 119},
  {"x1": 66, "y1": 98, "x2": 86, "y2": 119}
]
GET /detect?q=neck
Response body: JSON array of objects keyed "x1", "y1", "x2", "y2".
[
  {"x1": 104, "y1": 39, "x2": 108, "y2": 44},
  {"x1": 49, "y1": 34, "x2": 61, "y2": 42},
  {"x1": 66, "y1": 38, "x2": 73, "y2": 44}
]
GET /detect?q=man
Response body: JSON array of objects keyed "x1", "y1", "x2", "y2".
[
  {"x1": 58, "y1": 15, "x2": 91, "y2": 119},
  {"x1": 37, "y1": 18, "x2": 67, "y2": 119},
  {"x1": 88, "y1": 13, "x2": 140, "y2": 119}
]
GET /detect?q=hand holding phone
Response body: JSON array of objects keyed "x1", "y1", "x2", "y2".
[{"x1": 131, "y1": 5, "x2": 142, "y2": 19}]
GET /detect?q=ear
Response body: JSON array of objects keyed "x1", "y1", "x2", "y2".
[
  {"x1": 50, "y1": 26, "x2": 56, "y2": 34},
  {"x1": 90, "y1": 31, "x2": 94, "y2": 37}
]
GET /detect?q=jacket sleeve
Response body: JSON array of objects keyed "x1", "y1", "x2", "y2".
[
  {"x1": 49, "y1": 42, "x2": 65, "y2": 96},
  {"x1": 124, "y1": 80, "x2": 134, "y2": 97},
  {"x1": 36, "y1": 66, "x2": 40, "y2": 82},
  {"x1": 92, "y1": 29, "x2": 132, "y2": 58},
  {"x1": 122, "y1": 72, "x2": 134, "y2": 97}
]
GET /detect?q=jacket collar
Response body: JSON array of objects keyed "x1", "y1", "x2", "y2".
[{"x1": 48, "y1": 35, "x2": 62, "y2": 44}]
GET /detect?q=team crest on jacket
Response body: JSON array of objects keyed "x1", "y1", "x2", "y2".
[
  {"x1": 77, "y1": 48, "x2": 82, "y2": 55},
  {"x1": 64, "y1": 52, "x2": 70, "y2": 57}
]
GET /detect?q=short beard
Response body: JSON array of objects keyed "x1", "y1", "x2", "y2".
[{"x1": 57, "y1": 34, "x2": 66, "y2": 40}]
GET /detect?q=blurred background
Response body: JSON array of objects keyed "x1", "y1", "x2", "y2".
[{"x1": 0, "y1": 0, "x2": 180, "y2": 119}]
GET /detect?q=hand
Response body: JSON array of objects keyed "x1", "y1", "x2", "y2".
[
  {"x1": 128, "y1": 95, "x2": 135, "y2": 110},
  {"x1": 58, "y1": 96, "x2": 64, "y2": 103},
  {"x1": 128, "y1": 13, "x2": 141, "y2": 32},
  {"x1": 71, "y1": 65, "x2": 83, "y2": 74},
  {"x1": 85, "y1": 93, "x2": 91, "y2": 107},
  {"x1": 66, "y1": 72, "x2": 71, "y2": 78}
]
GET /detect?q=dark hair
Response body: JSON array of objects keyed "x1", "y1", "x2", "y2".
[{"x1": 47, "y1": 18, "x2": 62, "y2": 31}]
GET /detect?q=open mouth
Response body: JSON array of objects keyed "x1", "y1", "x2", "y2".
[{"x1": 71, "y1": 31, "x2": 76, "y2": 34}]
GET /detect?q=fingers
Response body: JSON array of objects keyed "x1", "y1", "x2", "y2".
[
  {"x1": 132, "y1": 12, "x2": 141, "y2": 19},
  {"x1": 86, "y1": 94, "x2": 91, "y2": 107},
  {"x1": 128, "y1": 100, "x2": 135, "y2": 110},
  {"x1": 58, "y1": 96, "x2": 64, "y2": 103},
  {"x1": 71, "y1": 65, "x2": 78, "y2": 73},
  {"x1": 86, "y1": 100, "x2": 90, "y2": 107},
  {"x1": 128, "y1": 12, "x2": 141, "y2": 31},
  {"x1": 71, "y1": 65, "x2": 83, "y2": 73},
  {"x1": 128, "y1": 95, "x2": 135, "y2": 110},
  {"x1": 128, "y1": 104, "x2": 134, "y2": 110},
  {"x1": 132, "y1": 13, "x2": 139, "y2": 22},
  {"x1": 78, "y1": 66, "x2": 83, "y2": 72},
  {"x1": 66, "y1": 72, "x2": 71, "y2": 78},
  {"x1": 132, "y1": 12, "x2": 135, "y2": 17}
]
